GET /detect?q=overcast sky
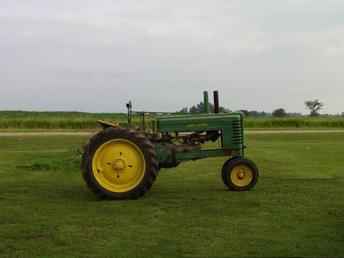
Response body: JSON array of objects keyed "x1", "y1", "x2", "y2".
[{"x1": 1, "y1": 0, "x2": 343, "y2": 114}]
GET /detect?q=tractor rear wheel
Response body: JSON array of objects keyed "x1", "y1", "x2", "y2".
[
  {"x1": 81, "y1": 127, "x2": 159, "y2": 200},
  {"x1": 221, "y1": 158, "x2": 259, "y2": 191}
]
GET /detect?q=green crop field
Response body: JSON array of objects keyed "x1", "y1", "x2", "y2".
[
  {"x1": 0, "y1": 132, "x2": 343, "y2": 258},
  {"x1": 0, "y1": 111, "x2": 126, "y2": 130},
  {"x1": 1, "y1": 111, "x2": 344, "y2": 129}
]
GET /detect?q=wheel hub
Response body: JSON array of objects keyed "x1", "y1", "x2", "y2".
[
  {"x1": 92, "y1": 138, "x2": 146, "y2": 193},
  {"x1": 112, "y1": 159, "x2": 126, "y2": 171},
  {"x1": 237, "y1": 170, "x2": 245, "y2": 180},
  {"x1": 231, "y1": 164, "x2": 254, "y2": 187}
]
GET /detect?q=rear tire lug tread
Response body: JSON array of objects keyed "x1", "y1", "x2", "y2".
[{"x1": 81, "y1": 127, "x2": 160, "y2": 200}]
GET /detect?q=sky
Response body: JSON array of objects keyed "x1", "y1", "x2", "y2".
[{"x1": 1, "y1": 0, "x2": 343, "y2": 114}]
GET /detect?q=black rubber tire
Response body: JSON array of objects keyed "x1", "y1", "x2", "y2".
[
  {"x1": 81, "y1": 127, "x2": 159, "y2": 200},
  {"x1": 221, "y1": 157, "x2": 259, "y2": 191},
  {"x1": 221, "y1": 156, "x2": 241, "y2": 187}
]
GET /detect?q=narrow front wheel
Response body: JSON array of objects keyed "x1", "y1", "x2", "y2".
[{"x1": 221, "y1": 158, "x2": 259, "y2": 191}]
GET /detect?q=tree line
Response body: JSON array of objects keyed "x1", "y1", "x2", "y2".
[{"x1": 178, "y1": 99, "x2": 328, "y2": 117}]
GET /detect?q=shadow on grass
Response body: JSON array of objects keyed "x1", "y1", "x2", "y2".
[{"x1": 15, "y1": 176, "x2": 237, "y2": 206}]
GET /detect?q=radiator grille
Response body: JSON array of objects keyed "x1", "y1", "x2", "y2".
[{"x1": 232, "y1": 119, "x2": 243, "y2": 145}]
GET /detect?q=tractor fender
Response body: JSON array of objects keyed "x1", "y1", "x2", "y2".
[{"x1": 97, "y1": 120, "x2": 120, "y2": 130}]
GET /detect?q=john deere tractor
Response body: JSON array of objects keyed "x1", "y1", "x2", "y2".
[{"x1": 81, "y1": 91, "x2": 259, "y2": 199}]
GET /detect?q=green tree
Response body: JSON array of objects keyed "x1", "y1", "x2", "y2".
[
  {"x1": 189, "y1": 102, "x2": 211, "y2": 113},
  {"x1": 179, "y1": 102, "x2": 230, "y2": 113},
  {"x1": 272, "y1": 108, "x2": 287, "y2": 117},
  {"x1": 178, "y1": 107, "x2": 188, "y2": 113},
  {"x1": 305, "y1": 100, "x2": 324, "y2": 116}
]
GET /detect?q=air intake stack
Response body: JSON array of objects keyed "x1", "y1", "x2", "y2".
[{"x1": 203, "y1": 91, "x2": 209, "y2": 113}]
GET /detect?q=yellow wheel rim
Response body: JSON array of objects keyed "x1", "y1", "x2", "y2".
[
  {"x1": 230, "y1": 164, "x2": 253, "y2": 187},
  {"x1": 92, "y1": 139, "x2": 146, "y2": 193}
]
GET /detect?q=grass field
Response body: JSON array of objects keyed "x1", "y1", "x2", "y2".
[
  {"x1": 1, "y1": 111, "x2": 344, "y2": 129},
  {"x1": 0, "y1": 132, "x2": 344, "y2": 258}
]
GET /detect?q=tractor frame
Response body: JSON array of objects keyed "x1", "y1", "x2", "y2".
[{"x1": 82, "y1": 91, "x2": 259, "y2": 199}]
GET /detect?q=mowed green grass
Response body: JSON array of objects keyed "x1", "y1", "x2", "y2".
[{"x1": 0, "y1": 133, "x2": 343, "y2": 258}]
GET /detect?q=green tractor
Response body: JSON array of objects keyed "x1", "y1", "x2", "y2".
[{"x1": 81, "y1": 91, "x2": 259, "y2": 199}]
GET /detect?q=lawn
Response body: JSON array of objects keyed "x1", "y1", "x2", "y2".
[{"x1": 0, "y1": 133, "x2": 343, "y2": 258}]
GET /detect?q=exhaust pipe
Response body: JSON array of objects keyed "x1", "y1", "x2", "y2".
[{"x1": 213, "y1": 90, "x2": 219, "y2": 113}]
